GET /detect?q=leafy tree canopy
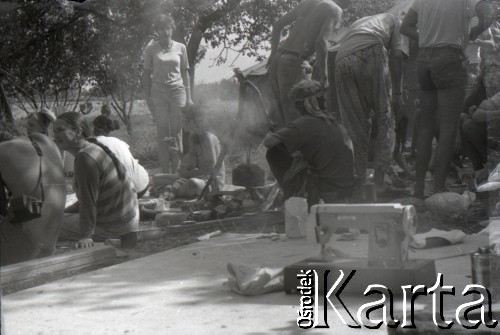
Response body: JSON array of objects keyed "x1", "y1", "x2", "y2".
[{"x1": 0, "y1": 0, "x2": 395, "y2": 125}]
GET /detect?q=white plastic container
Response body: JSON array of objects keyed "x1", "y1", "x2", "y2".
[{"x1": 284, "y1": 197, "x2": 308, "y2": 238}]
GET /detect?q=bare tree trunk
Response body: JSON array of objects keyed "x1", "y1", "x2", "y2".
[
  {"x1": 126, "y1": 85, "x2": 136, "y2": 136},
  {"x1": 72, "y1": 85, "x2": 83, "y2": 112},
  {"x1": 0, "y1": 81, "x2": 13, "y2": 123},
  {"x1": 185, "y1": 0, "x2": 243, "y2": 97}
]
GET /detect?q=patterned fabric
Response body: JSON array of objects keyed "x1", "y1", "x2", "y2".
[
  {"x1": 96, "y1": 136, "x2": 149, "y2": 193},
  {"x1": 336, "y1": 13, "x2": 404, "y2": 60},
  {"x1": 479, "y1": 21, "x2": 500, "y2": 98},
  {"x1": 77, "y1": 143, "x2": 137, "y2": 230},
  {"x1": 335, "y1": 44, "x2": 395, "y2": 179}
]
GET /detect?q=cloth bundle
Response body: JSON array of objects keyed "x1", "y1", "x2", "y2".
[
  {"x1": 226, "y1": 262, "x2": 284, "y2": 296},
  {"x1": 477, "y1": 162, "x2": 500, "y2": 192}
]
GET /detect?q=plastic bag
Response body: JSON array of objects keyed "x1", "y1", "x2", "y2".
[
  {"x1": 410, "y1": 228, "x2": 466, "y2": 249},
  {"x1": 477, "y1": 163, "x2": 500, "y2": 192},
  {"x1": 424, "y1": 192, "x2": 473, "y2": 212},
  {"x1": 226, "y1": 262, "x2": 284, "y2": 296}
]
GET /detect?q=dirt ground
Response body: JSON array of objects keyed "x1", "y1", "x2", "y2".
[
  {"x1": 3, "y1": 158, "x2": 492, "y2": 296},
  {"x1": 3, "y1": 193, "x2": 489, "y2": 295}
]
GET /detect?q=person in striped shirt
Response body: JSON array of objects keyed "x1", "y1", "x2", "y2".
[{"x1": 54, "y1": 112, "x2": 138, "y2": 249}]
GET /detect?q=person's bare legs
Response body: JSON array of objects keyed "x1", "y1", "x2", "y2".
[
  {"x1": 168, "y1": 105, "x2": 183, "y2": 173},
  {"x1": 414, "y1": 89, "x2": 437, "y2": 198},
  {"x1": 151, "y1": 96, "x2": 171, "y2": 173},
  {"x1": 152, "y1": 102, "x2": 183, "y2": 173}
]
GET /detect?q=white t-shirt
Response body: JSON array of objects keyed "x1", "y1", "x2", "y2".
[
  {"x1": 96, "y1": 136, "x2": 149, "y2": 193},
  {"x1": 143, "y1": 41, "x2": 189, "y2": 89}
]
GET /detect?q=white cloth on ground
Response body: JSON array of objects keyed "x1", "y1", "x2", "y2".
[{"x1": 411, "y1": 228, "x2": 467, "y2": 249}]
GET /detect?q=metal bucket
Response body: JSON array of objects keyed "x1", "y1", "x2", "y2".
[{"x1": 470, "y1": 252, "x2": 500, "y2": 302}]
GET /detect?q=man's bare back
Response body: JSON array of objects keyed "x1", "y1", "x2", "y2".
[
  {"x1": 266, "y1": 0, "x2": 348, "y2": 129},
  {"x1": 0, "y1": 133, "x2": 66, "y2": 264}
]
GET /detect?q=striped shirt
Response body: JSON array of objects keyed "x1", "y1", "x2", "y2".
[{"x1": 75, "y1": 142, "x2": 137, "y2": 237}]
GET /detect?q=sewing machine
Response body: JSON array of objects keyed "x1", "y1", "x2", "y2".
[{"x1": 284, "y1": 203, "x2": 436, "y2": 294}]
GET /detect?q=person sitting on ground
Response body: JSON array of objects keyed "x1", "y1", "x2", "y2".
[
  {"x1": 263, "y1": 79, "x2": 355, "y2": 207},
  {"x1": 161, "y1": 105, "x2": 225, "y2": 200},
  {"x1": 462, "y1": 91, "x2": 500, "y2": 165},
  {"x1": 0, "y1": 119, "x2": 66, "y2": 265},
  {"x1": 54, "y1": 112, "x2": 138, "y2": 248},
  {"x1": 93, "y1": 104, "x2": 120, "y2": 136},
  {"x1": 26, "y1": 106, "x2": 57, "y2": 137},
  {"x1": 64, "y1": 135, "x2": 150, "y2": 212}
]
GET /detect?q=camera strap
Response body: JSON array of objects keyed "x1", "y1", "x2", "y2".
[
  {"x1": 0, "y1": 137, "x2": 44, "y2": 223},
  {"x1": 0, "y1": 172, "x2": 8, "y2": 217},
  {"x1": 28, "y1": 136, "x2": 44, "y2": 203}
]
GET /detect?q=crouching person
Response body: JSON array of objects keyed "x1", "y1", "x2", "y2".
[
  {"x1": 54, "y1": 112, "x2": 138, "y2": 248},
  {"x1": 160, "y1": 105, "x2": 225, "y2": 200},
  {"x1": 0, "y1": 120, "x2": 66, "y2": 265},
  {"x1": 263, "y1": 79, "x2": 355, "y2": 207}
]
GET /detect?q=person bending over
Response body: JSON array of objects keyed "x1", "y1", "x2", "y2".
[
  {"x1": 335, "y1": 12, "x2": 405, "y2": 193},
  {"x1": 263, "y1": 79, "x2": 355, "y2": 207},
  {"x1": 54, "y1": 112, "x2": 138, "y2": 248},
  {"x1": 0, "y1": 120, "x2": 65, "y2": 265},
  {"x1": 267, "y1": 0, "x2": 350, "y2": 129}
]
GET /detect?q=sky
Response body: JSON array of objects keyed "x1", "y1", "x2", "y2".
[{"x1": 194, "y1": 46, "x2": 266, "y2": 84}]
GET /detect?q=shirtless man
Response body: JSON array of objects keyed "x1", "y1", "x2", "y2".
[
  {"x1": 267, "y1": 0, "x2": 350, "y2": 129},
  {"x1": 0, "y1": 124, "x2": 66, "y2": 265}
]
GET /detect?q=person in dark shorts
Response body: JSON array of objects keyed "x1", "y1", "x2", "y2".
[{"x1": 400, "y1": 0, "x2": 492, "y2": 197}]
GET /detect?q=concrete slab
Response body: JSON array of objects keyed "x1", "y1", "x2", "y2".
[{"x1": 1, "y1": 233, "x2": 493, "y2": 335}]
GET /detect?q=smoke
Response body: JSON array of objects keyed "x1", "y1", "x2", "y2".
[{"x1": 234, "y1": 78, "x2": 271, "y2": 149}]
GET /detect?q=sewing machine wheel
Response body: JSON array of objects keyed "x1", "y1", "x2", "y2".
[{"x1": 400, "y1": 205, "x2": 417, "y2": 262}]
